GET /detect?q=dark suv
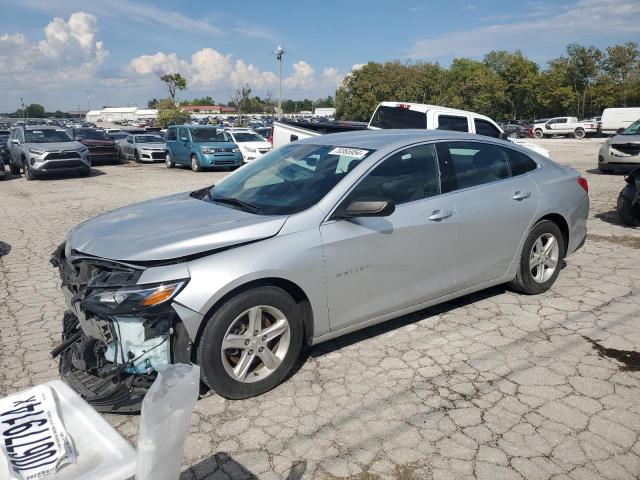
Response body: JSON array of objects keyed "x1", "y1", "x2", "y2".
[{"x1": 72, "y1": 128, "x2": 119, "y2": 165}]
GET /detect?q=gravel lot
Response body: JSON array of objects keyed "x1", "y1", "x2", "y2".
[{"x1": 1, "y1": 138, "x2": 639, "y2": 480}]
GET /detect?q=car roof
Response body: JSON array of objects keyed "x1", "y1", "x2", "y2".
[
  {"x1": 24, "y1": 125, "x2": 61, "y2": 131},
  {"x1": 295, "y1": 128, "x2": 495, "y2": 150}
]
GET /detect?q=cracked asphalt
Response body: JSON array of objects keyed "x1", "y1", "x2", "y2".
[{"x1": 1, "y1": 138, "x2": 639, "y2": 479}]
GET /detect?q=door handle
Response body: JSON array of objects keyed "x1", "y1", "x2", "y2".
[
  {"x1": 512, "y1": 191, "x2": 531, "y2": 201},
  {"x1": 428, "y1": 209, "x2": 453, "y2": 221}
]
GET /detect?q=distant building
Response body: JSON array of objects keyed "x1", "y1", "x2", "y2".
[
  {"x1": 180, "y1": 105, "x2": 237, "y2": 114},
  {"x1": 84, "y1": 107, "x2": 158, "y2": 123},
  {"x1": 314, "y1": 107, "x2": 336, "y2": 117}
]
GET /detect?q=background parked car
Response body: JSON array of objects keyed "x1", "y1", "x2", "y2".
[
  {"x1": 7, "y1": 125, "x2": 90, "y2": 180},
  {"x1": 598, "y1": 119, "x2": 640, "y2": 172},
  {"x1": 72, "y1": 128, "x2": 119, "y2": 165},
  {"x1": 499, "y1": 123, "x2": 529, "y2": 138},
  {"x1": 532, "y1": 117, "x2": 598, "y2": 139},
  {"x1": 600, "y1": 108, "x2": 640, "y2": 136},
  {"x1": 164, "y1": 125, "x2": 242, "y2": 172},
  {"x1": 225, "y1": 128, "x2": 272, "y2": 162},
  {"x1": 0, "y1": 129, "x2": 10, "y2": 166},
  {"x1": 119, "y1": 134, "x2": 166, "y2": 163}
]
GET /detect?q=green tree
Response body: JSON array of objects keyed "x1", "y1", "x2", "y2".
[
  {"x1": 160, "y1": 73, "x2": 187, "y2": 105},
  {"x1": 603, "y1": 42, "x2": 640, "y2": 107},
  {"x1": 156, "y1": 97, "x2": 189, "y2": 128},
  {"x1": 147, "y1": 98, "x2": 159, "y2": 109},
  {"x1": 21, "y1": 103, "x2": 46, "y2": 118},
  {"x1": 230, "y1": 84, "x2": 252, "y2": 125},
  {"x1": 565, "y1": 43, "x2": 604, "y2": 117},
  {"x1": 484, "y1": 50, "x2": 540, "y2": 119}
]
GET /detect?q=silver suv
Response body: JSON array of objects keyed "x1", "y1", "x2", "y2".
[
  {"x1": 8, "y1": 125, "x2": 91, "y2": 180},
  {"x1": 52, "y1": 129, "x2": 588, "y2": 412}
]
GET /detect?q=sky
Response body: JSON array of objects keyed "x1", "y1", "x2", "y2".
[{"x1": 0, "y1": 0, "x2": 639, "y2": 112}]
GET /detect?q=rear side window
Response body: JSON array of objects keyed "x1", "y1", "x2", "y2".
[
  {"x1": 437, "y1": 115, "x2": 469, "y2": 132},
  {"x1": 474, "y1": 119, "x2": 501, "y2": 138},
  {"x1": 166, "y1": 128, "x2": 177, "y2": 141},
  {"x1": 370, "y1": 106, "x2": 426, "y2": 129},
  {"x1": 345, "y1": 143, "x2": 440, "y2": 205},
  {"x1": 437, "y1": 142, "x2": 510, "y2": 191},
  {"x1": 508, "y1": 149, "x2": 538, "y2": 176}
]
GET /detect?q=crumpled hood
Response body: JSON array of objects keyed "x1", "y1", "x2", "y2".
[
  {"x1": 609, "y1": 134, "x2": 640, "y2": 145},
  {"x1": 68, "y1": 192, "x2": 287, "y2": 262}
]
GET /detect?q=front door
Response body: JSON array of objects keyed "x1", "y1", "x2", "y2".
[
  {"x1": 176, "y1": 127, "x2": 190, "y2": 164},
  {"x1": 320, "y1": 143, "x2": 457, "y2": 331},
  {"x1": 436, "y1": 141, "x2": 540, "y2": 289}
]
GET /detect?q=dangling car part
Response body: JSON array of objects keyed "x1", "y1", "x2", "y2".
[
  {"x1": 50, "y1": 244, "x2": 193, "y2": 413},
  {"x1": 617, "y1": 167, "x2": 640, "y2": 227}
]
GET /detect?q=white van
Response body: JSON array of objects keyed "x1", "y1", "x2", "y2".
[{"x1": 600, "y1": 107, "x2": 640, "y2": 135}]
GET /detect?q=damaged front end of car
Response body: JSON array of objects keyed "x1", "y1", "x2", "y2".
[{"x1": 50, "y1": 243, "x2": 193, "y2": 413}]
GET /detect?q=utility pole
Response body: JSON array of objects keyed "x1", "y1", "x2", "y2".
[
  {"x1": 273, "y1": 46, "x2": 285, "y2": 119},
  {"x1": 20, "y1": 97, "x2": 25, "y2": 119},
  {"x1": 87, "y1": 90, "x2": 91, "y2": 111}
]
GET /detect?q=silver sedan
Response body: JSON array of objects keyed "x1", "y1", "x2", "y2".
[
  {"x1": 53, "y1": 129, "x2": 589, "y2": 410},
  {"x1": 119, "y1": 133, "x2": 166, "y2": 163}
]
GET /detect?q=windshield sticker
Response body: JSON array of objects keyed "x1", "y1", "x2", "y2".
[
  {"x1": 0, "y1": 385, "x2": 76, "y2": 479},
  {"x1": 328, "y1": 147, "x2": 369, "y2": 159}
]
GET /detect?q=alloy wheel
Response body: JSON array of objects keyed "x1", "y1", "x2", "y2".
[
  {"x1": 529, "y1": 233, "x2": 560, "y2": 283},
  {"x1": 220, "y1": 305, "x2": 291, "y2": 383}
]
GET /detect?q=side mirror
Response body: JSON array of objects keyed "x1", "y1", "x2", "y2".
[
  {"x1": 335, "y1": 200, "x2": 395, "y2": 219},
  {"x1": 499, "y1": 131, "x2": 509, "y2": 140}
]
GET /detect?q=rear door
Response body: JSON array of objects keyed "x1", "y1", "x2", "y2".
[
  {"x1": 320, "y1": 143, "x2": 457, "y2": 331},
  {"x1": 436, "y1": 141, "x2": 539, "y2": 289},
  {"x1": 435, "y1": 113, "x2": 471, "y2": 132}
]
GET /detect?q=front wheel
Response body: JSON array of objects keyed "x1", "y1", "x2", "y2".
[
  {"x1": 165, "y1": 152, "x2": 175, "y2": 168},
  {"x1": 24, "y1": 164, "x2": 34, "y2": 181},
  {"x1": 197, "y1": 286, "x2": 304, "y2": 399},
  {"x1": 509, "y1": 220, "x2": 565, "y2": 295},
  {"x1": 191, "y1": 154, "x2": 202, "y2": 172}
]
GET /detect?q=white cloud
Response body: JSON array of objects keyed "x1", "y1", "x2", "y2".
[
  {"x1": 321, "y1": 67, "x2": 343, "y2": 87},
  {"x1": 0, "y1": 11, "x2": 107, "y2": 84},
  {"x1": 407, "y1": 0, "x2": 640, "y2": 60},
  {"x1": 230, "y1": 60, "x2": 277, "y2": 89},
  {"x1": 351, "y1": 63, "x2": 366, "y2": 71},
  {"x1": 128, "y1": 52, "x2": 189, "y2": 76},
  {"x1": 284, "y1": 61, "x2": 315, "y2": 89}
]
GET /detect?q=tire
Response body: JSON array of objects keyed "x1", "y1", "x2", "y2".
[
  {"x1": 134, "y1": 151, "x2": 140, "y2": 163},
  {"x1": 617, "y1": 189, "x2": 640, "y2": 227},
  {"x1": 509, "y1": 220, "x2": 565, "y2": 295},
  {"x1": 24, "y1": 163, "x2": 34, "y2": 181},
  {"x1": 9, "y1": 161, "x2": 20, "y2": 175},
  {"x1": 533, "y1": 129, "x2": 544, "y2": 139},
  {"x1": 191, "y1": 154, "x2": 202, "y2": 172},
  {"x1": 197, "y1": 286, "x2": 304, "y2": 399},
  {"x1": 573, "y1": 128, "x2": 585, "y2": 139},
  {"x1": 165, "y1": 152, "x2": 175, "y2": 168}
]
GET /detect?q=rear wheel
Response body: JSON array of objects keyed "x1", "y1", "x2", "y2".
[
  {"x1": 134, "y1": 150, "x2": 140, "y2": 163},
  {"x1": 197, "y1": 286, "x2": 304, "y2": 399},
  {"x1": 191, "y1": 154, "x2": 202, "y2": 172},
  {"x1": 573, "y1": 128, "x2": 585, "y2": 139},
  {"x1": 509, "y1": 220, "x2": 565, "y2": 295},
  {"x1": 533, "y1": 129, "x2": 544, "y2": 139},
  {"x1": 165, "y1": 152, "x2": 175, "y2": 168},
  {"x1": 617, "y1": 188, "x2": 640, "y2": 227}
]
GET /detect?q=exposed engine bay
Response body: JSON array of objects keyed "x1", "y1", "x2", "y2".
[{"x1": 50, "y1": 243, "x2": 192, "y2": 413}]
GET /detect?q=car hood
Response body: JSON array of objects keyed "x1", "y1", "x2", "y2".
[
  {"x1": 138, "y1": 142, "x2": 165, "y2": 149},
  {"x1": 195, "y1": 142, "x2": 236, "y2": 148},
  {"x1": 68, "y1": 192, "x2": 287, "y2": 262},
  {"x1": 239, "y1": 141, "x2": 272, "y2": 149},
  {"x1": 26, "y1": 141, "x2": 83, "y2": 151},
  {"x1": 609, "y1": 134, "x2": 640, "y2": 144}
]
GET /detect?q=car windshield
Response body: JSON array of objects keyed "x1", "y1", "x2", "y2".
[
  {"x1": 135, "y1": 135, "x2": 164, "y2": 143},
  {"x1": 233, "y1": 132, "x2": 265, "y2": 142},
  {"x1": 74, "y1": 129, "x2": 109, "y2": 140},
  {"x1": 190, "y1": 128, "x2": 229, "y2": 142},
  {"x1": 25, "y1": 129, "x2": 73, "y2": 143},
  {"x1": 621, "y1": 120, "x2": 640, "y2": 135},
  {"x1": 204, "y1": 143, "x2": 374, "y2": 215}
]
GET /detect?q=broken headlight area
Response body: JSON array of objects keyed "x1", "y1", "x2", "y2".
[{"x1": 51, "y1": 243, "x2": 192, "y2": 414}]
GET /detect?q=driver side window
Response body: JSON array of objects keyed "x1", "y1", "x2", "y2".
[{"x1": 344, "y1": 144, "x2": 440, "y2": 206}]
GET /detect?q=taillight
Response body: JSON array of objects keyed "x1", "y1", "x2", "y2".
[
  {"x1": 267, "y1": 127, "x2": 273, "y2": 146},
  {"x1": 577, "y1": 176, "x2": 588, "y2": 193},
  {"x1": 398, "y1": 104, "x2": 410, "y2": 109}
]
